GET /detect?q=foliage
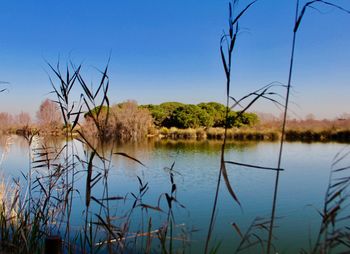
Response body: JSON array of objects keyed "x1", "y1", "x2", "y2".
[
  {"x1": 141, "y1": 102, "x2": 184, "y2": 127},
  {"x1": 228, "y1": 111, "x2": 259, "y2": 128},
  {"x1": 143, "y1": 101, "x2": 259, "y2": 129},
  {"x1": 169, "y1": 104, "x2": 210, "y2": 128},
  {"x1": 86, "y1": 101, "x2": 259, "y2": 132},
  {"x1": 198, "y1": 102, "x2": 227, "y2": 127}
]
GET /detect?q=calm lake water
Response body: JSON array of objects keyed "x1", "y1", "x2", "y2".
[{"x1": 0, "y1": 135, "x2": 348, "y2": 253}]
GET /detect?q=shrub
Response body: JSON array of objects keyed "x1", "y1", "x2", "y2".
[
  {"x1": 112, "y1": 101, "x2": 153, "y2": 141},
  {"x1": 83, "y1": 101, "x2": 153, "y2": 141}
]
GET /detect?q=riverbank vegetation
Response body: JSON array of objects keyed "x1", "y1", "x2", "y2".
[{"x1": 2, "y1": 100, "x2": 350, "y2": 142}]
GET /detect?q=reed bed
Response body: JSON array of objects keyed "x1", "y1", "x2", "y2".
[
  {"x1": 159, "y1": 127, "x2": 279, "y2": 141},
  {"x1": 158, "y1": 127, "x2": 350, "y2": 142},
  {"x1": 285, "y1": 129, "x2": 350, "y2": 142},
  {"x1": 7, "y1": 124, "x2": 350, "y2": 143}
]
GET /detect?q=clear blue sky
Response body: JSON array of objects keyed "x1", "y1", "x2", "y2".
[{"x1": 0, "y1": 0, "x2": 349, "y2": 119}]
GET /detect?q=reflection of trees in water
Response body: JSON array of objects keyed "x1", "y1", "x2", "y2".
[
  {"x1": 83, "y1": 137, "x2": 261, "y2": 154},
  {"x1": 81, "y1": 139, "x2": 156, "y2": 170},
  {"x1": 0, "y1": 135, "x2": 29, "y2": 157},
  {"x1": 0, "y1": 135, "x2": 261, "y2": 179},
  {"x1": 38, "y1": 135, "x2": 65, "y2": 151},
  {"x1": 80, "y1": 138, "x2": 261, "y2": 170},
  {"x1": 153, "y1": 139, "x2": 259, "y2": 154},
  {"x1": 0, "y1": 134, "x2": 65, "y2": 156},
  {"x1": 1, "y1": 135, "x2": 260, "y2": 162},
  {"x1": 0, "y1": 135, "x2": 13, "y2": 168},
  {"x1": 0, "y1": 135, "x2": 10, "y2": 150}
]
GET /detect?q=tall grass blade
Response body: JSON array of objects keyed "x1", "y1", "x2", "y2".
[
  {"x1": 86, "y1": 151, "x2": 95, "y2": 208},
  {"x1": 225, "y1": 160, "x2": 284, "y2": 171},
  {"x1": 267, "y1": 1, "x2": 350, "y2": 253},
  {"x1": 205, "y1": 1, "x2": 257, "y2": 253},
  {"x1": 114, "y1": 152, "x2": 146, "y2": 167}
]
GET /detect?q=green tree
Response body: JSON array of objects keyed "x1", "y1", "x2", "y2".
[
  {"x1": 198, "y1": 102, "x2": 227, "y2": 127},
  {"x1": 170, "y1": 104, "x2": 209, "y2": 128},
  {"x1": 141, "y1": 101, "x2": 259, "y2": 129},
  {"x1": 227, "y1": 111, "x2": 259, "y2": 127},
  {"x1": 141, "y1": 104, "x2": 167, "y2": 126},
  {"x1": 142, "y1": 102, "x2": 184, "y2": 127}
]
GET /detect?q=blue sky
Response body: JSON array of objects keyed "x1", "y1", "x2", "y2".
[{"x1": 0, "y1": 0, "x2": 349, "y2": 119}]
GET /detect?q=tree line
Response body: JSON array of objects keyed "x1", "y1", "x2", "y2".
[
  {"x1": 0, "y1": 100, "x2": 259, "y2": 139},
  {"x1": 141, "y1": 102, "x2": 259, "y2": 129},
  {"x1": 0, "y1": 99, "x2": 62, "y2": 134}
]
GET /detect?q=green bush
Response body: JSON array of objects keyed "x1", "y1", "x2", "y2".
[{"x1": 169, "y1": 104, "x2": 208, "y2": 128}]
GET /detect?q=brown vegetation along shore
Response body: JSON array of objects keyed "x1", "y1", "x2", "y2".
[
  {"x1": 285, "y1": 129, "x2": 350, "y2": 142},
  {"x1": 158, "y1": 127, "x2": 279, "y2": 141},
  {"x1": 156, "y1": 126, "x2": 350, "y2": 142},
  {"x1": 4, "y1": 126, "x2": 350, "y2": 143}
]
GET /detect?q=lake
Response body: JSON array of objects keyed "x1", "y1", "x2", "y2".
[{"x1": 0, "y1": 135, "x2": 348, "y2": 253}]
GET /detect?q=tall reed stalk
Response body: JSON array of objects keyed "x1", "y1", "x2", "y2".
[
  {"x1": 267, "y1": 1, "x2": 350, "y2": 253},
  {"x1": 204, "y1": 1, "x2": 289, "y2": 252},
  {"x1": 205, "y1": 1, "x2": 256, "y2": 253},
  {"x1": 49, "y1": 61, "x2": 115, "y2": 253},
  {"x1": 48, "y1": 62, "x2": 82, "y2": 252},
  {"x1": 266, "y1": 1, "x2": 299, "y2": 252}
]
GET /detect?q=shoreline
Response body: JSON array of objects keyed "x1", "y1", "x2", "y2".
[
  {"x1": 3, "y1": 127, "x2": 350, "y2": 143},
  {"x1": 154, "y1": 127, "x2": 350, "y2": 143}
]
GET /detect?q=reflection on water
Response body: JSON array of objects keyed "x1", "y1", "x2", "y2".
[
  {"x1": 0, "y1": 134, "x2": 65, "y2": 152},
  {"x1": 0, "y1": 135, "x2": 348, "y2": 253}
]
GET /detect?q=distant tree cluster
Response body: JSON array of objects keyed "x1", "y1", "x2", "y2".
[
  {"x1": 0, "y1": 99, "x2": 63, "y2": 135},
  {"x1": 0, "y1": 112, "x2": 32, "y2": 133},
  {"x1": 141, "y1": 102, "x2": 259, "y2": 129},
  {"x1": 0, "y1": 100, "x2": 259, "y2": 138}
]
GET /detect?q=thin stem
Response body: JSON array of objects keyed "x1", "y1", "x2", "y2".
[
  {"x1": 64, "y1": 129, "x2": 70, "y2": 243},
  {"x1": 266, "y1": 1, "x2": 299, "y2": 253},
  {"x1": 28, "y1": 140, "x2": 32, "y2": 216},
  {"x1": 204, "y1": 42, "x2": 232, "y2": 254}
]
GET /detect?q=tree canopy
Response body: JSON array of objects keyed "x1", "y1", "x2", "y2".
[{"x1": 141, "y1": 102, "x2": 259, "y2": 128}]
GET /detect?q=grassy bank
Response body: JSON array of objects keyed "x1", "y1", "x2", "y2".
[
  {"x1": 285, "y1": 129, "x2": 350, "y2": 142},
  {"x1": 156, "y1": 127, "x2": 350, "y2": 142}
]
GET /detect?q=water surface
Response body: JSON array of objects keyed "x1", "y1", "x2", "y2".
[{"x1": 0, "y1": 135, "x2": 347, "y2": 253}]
